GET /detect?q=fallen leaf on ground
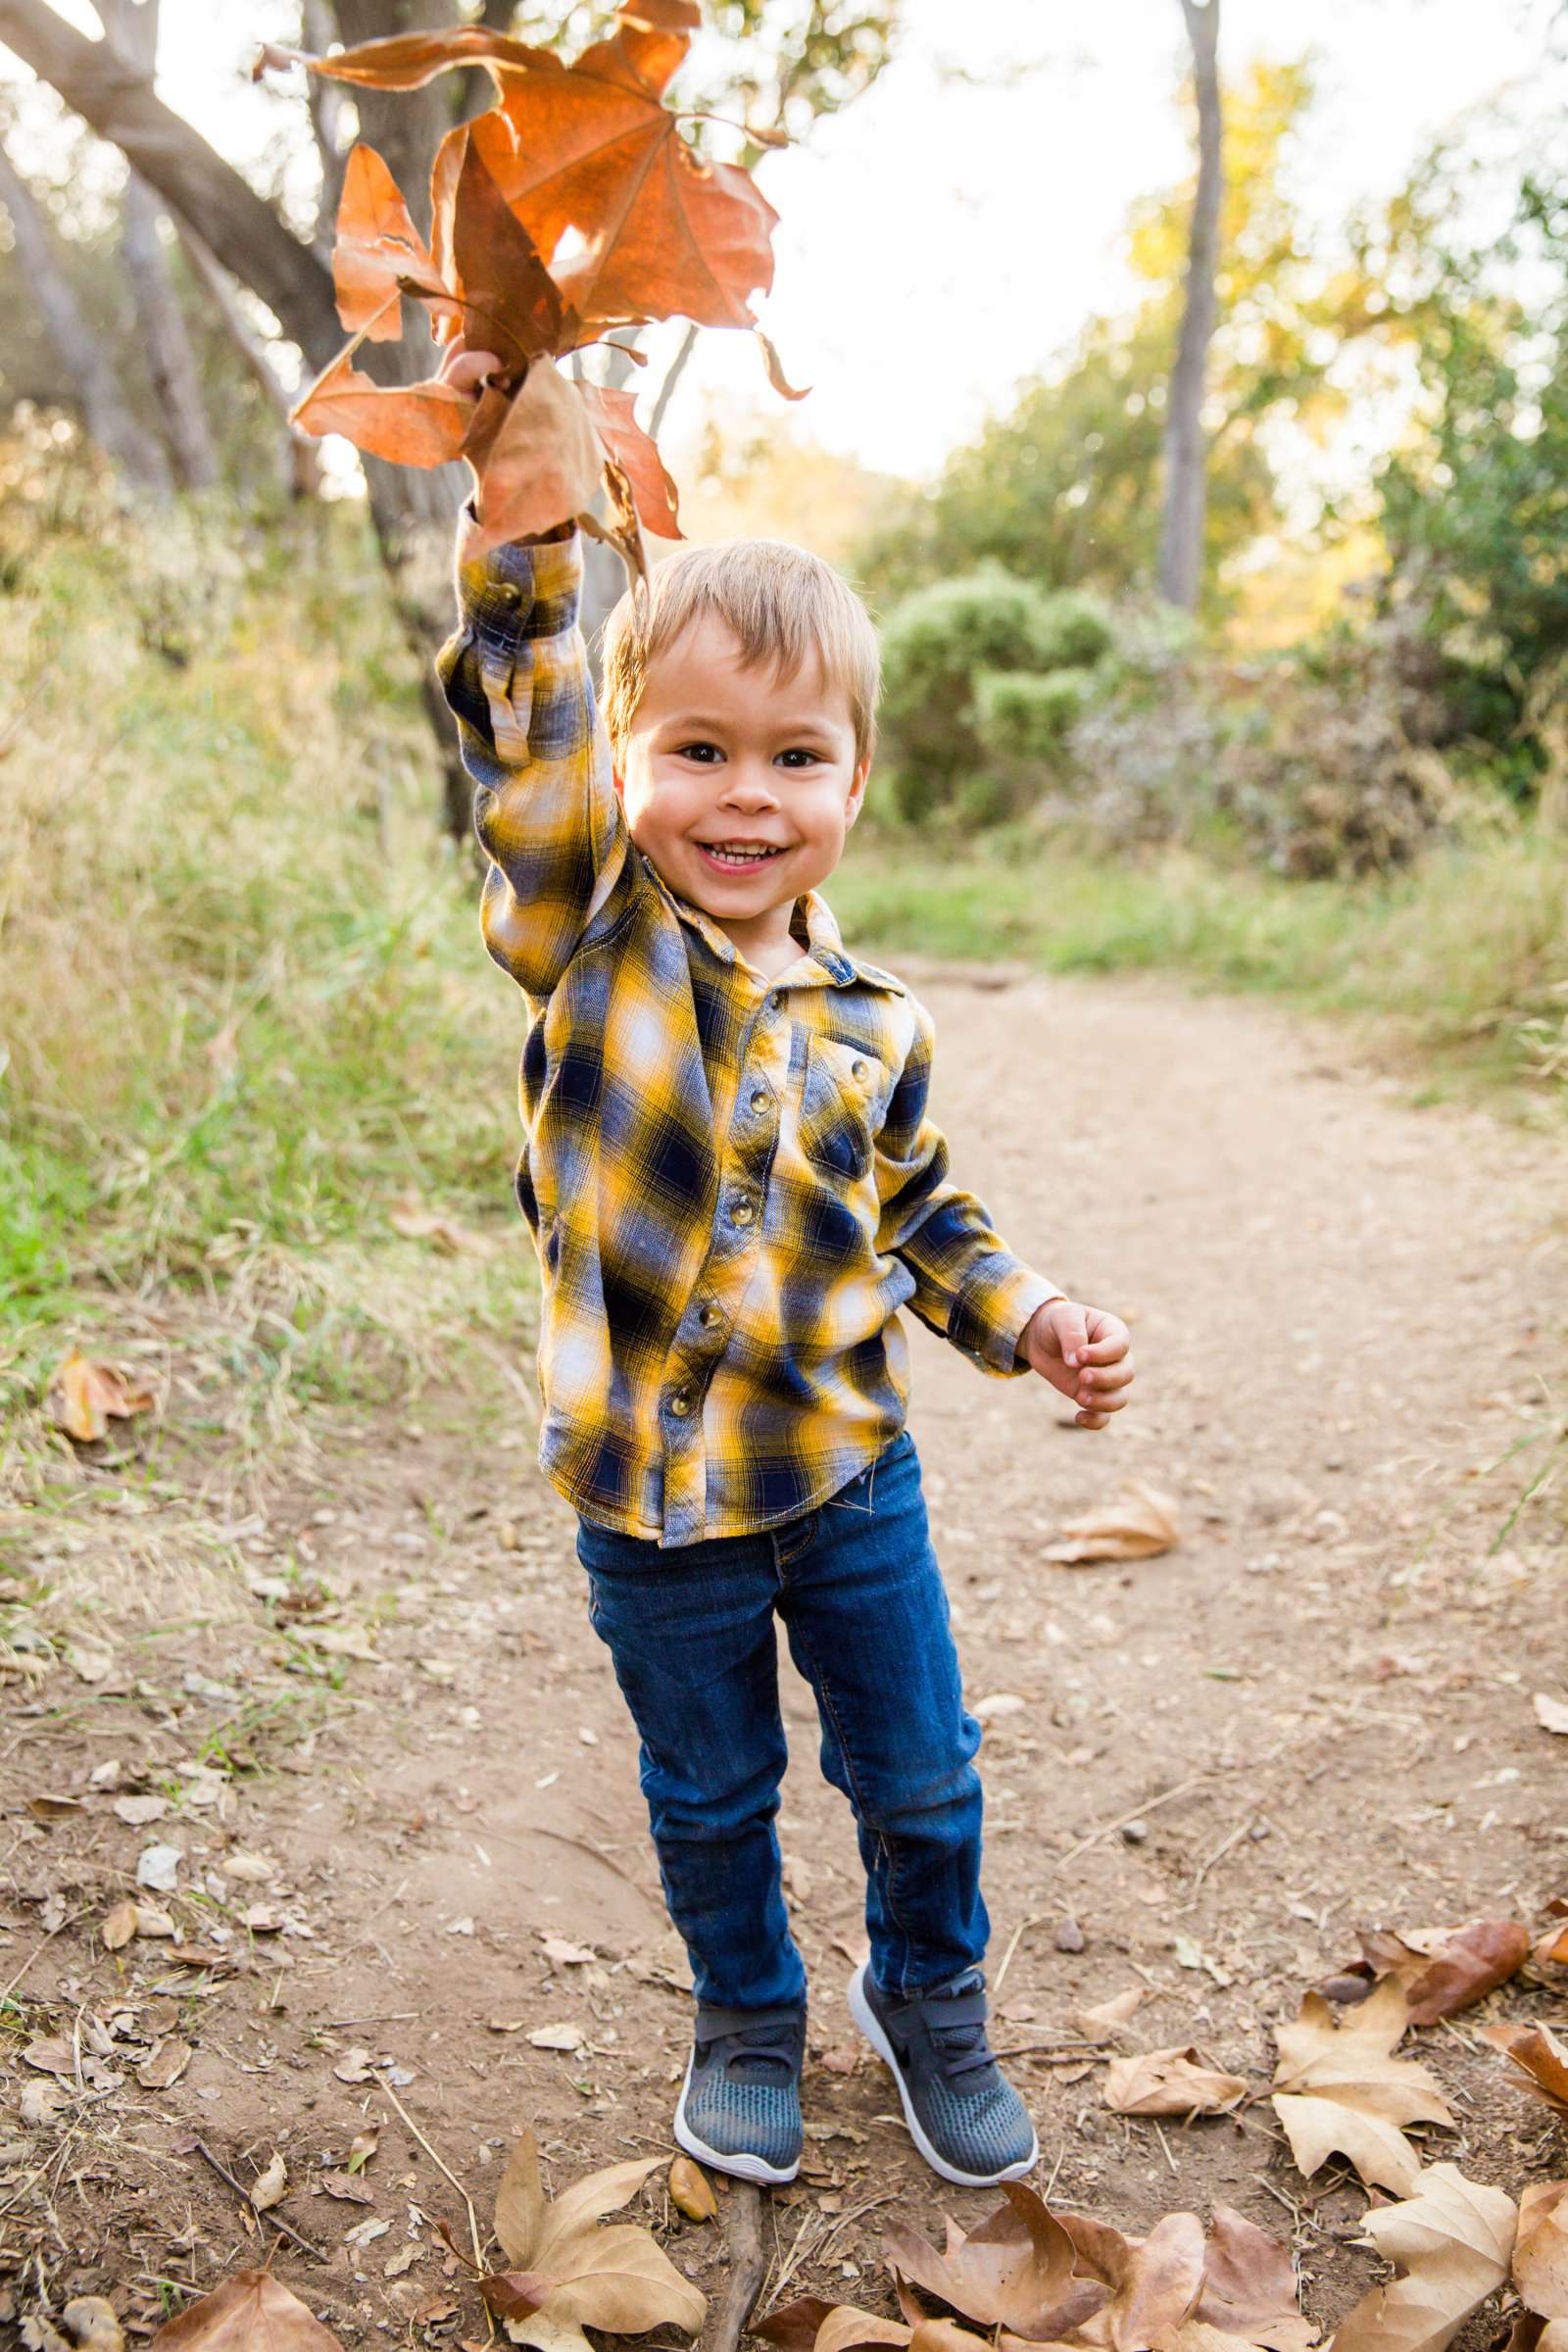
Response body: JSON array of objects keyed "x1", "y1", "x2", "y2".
[
  {"x1": 1514, "y1": 2181, "x2": 1568, "y2": 2321},
  {"x1": 1077, "y1": 1989, "x2": 1148, "y2": 2034},
  {"x1": 115, "y1": 1793, "x2": 169, "y2": 1826},
  {"x1": 47, "y1": 1349, "x2": 156, "y2": 1444},
  {"x1": 146, "y1": 2269, "x2": 344, "y2": 2352},
  {"x1": 1331, "y1": 2163, "x2": 1517, "y2": 2352},
  {"x1": 136, "y1": 1842, "x2": 183, "y2": 1891},
  {"x1": 754, "y1": 2301, "x2": 914, "y2": 2352},
  {"x1": 526, "y1": 2023, "x2": 585, "y2": 2051},
  {"x1": 1191, "y1": 2205, "x2": 1319, "y2": 2352},
  {"x1": 887, "y1": 2180, "x2": 1105, "y2": 2338},
  {"x1": 1042, "y1": 1484, "x2": 1180, "y2": 1565},
  {"x1": 1534, "y1": 1694, "x2": 1568, "y2": 1737},
  {"x1": 1324, "y1": 1921, "x2": 1533, "y2": 2024},
  {"x1": 540, "y1": 1935, "x2": 599, "y2": 1966},
  {"x1": 1271, "y1": 1981, "x2": 1452, "y2": 2196},
  {"x1": 667, "y1": 2154, "x2": 715, "y2": 2221},
  {"x1": 1483, "y1": 2022, "x2": 1568, "y2": 2120},
  {"x1": 1102, "y1": 2046, "x2": 1248, "y2": 2117},
  {"x1": 487, "y1": 2127, "x2": 706, "y2": 2352},
  {"x1": 390, "y1": 1197, "x2": 494, "y2": 1253},
  {"x1": 319, "y1": 2169, "x2": 374, "y2": 2204},
  {"x1": 1059, "y1": 2208, "x2": 1206, "y2": 2351},
  {"x1": 348, "y1": 2124, "x2": 380, "y2": 2171},
  {"x1": 251, "y1": 2152, "x2": 288, "y2": 2210},
  {"x1": 973, "y1": 1693, "x2": 1028, "y2": 1721},
  {"x1": 137, "y1": 2038, "x2": 193, "y2": 2089},
  {"x1": 102, "y1": 1899, "x2": 137, "y2": 1949}
]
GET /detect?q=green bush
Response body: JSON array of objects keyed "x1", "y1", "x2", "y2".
[
  {"x1": 878, "y1": 568, "x2": 1111, "y2": 823},
  {"x1": 974, "y1": 666, "x2": 1097, "y2": 764}
]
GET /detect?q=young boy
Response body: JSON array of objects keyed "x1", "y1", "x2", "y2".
[{"x1": 433, "y1": 343, "x2": 1134, "y2": 2191}]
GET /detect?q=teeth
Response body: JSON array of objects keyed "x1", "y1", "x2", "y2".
[{"x1": 704, "y1": 843, "x2": 784, "y2": 864}]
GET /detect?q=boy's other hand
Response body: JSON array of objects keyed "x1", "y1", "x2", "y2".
[{"x1": 1017, "y1": 1298, "x2": 1134, "y2": 1430}]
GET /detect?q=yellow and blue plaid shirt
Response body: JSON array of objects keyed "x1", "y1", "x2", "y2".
[{"x1": 436, "y1": 516, "x2": 1062, "y2": 1546}]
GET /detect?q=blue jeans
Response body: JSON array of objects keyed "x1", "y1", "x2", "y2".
[{"x1": 574, "y1": 1429, "x2": 987, "y2": 2010}]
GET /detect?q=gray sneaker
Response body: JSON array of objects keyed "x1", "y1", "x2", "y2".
[
  {"x1": 849, "y1": 1961, "x2": 1038, "y2": 2187},
  {"x1": 673, "y1": 2001, "x2": 806, "y2": 2186}
]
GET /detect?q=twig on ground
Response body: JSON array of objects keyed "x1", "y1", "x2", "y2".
[
  {"x1": 703, "y1": 2180, "x2": 766, "y2": 2352},
  {"x1": 191, "y1": 2136, "x2": 320, "y2": 2259},
  {"x1": 1, "y1": 1907, "x2": 91, "y2": 2001},
  {"x1": 374, "y1": 2072, "x2": 488, "y2": 2291},
  {"x1": 994, "y1": 1911, "x2": 1044, "y2": 1994}
]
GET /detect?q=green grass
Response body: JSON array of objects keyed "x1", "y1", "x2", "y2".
[
  {"x1": 0, "y1": 471, "x2": 534, "y2": 1433},
  {"x1": 832, "y1": 824, "x2": 1568, "y2": 1110}
]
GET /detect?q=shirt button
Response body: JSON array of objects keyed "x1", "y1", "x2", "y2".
[
  {"x1": 731, "y1": 1198, "x2": 756, "y2": 1228},
  {"x1": 852, "y1": 1058, "x2": 868, "y2": 1082},
  {"x1": 668, "y1": 1390, "x2": 693, "y2": 1417},
  {"x1": 493, "y1": 579, "x2": 523, "y2": 608},
  {"x1": 698, "y1": 1303, "x2": 723, "y2": 1330},
  {"x1": 750, "y1": 1088, "x2": 770, "y2": 1114}
]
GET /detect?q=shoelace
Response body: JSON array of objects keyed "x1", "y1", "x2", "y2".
[{"x1": 925, "y1": 1973, "x2": 1001, "y2": 2083}]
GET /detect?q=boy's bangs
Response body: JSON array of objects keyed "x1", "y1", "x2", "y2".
[{"x1": 601, "y1": 538, "x2": 881, "y2": 761}]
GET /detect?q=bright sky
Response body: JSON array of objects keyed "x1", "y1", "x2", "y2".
[{"x1": 2, "y1": 0, "x2": 1548, "y2": 479}]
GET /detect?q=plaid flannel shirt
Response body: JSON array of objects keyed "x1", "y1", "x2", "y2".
[{"x1": 436, "y1": 514, "x2": 1062, "y2": 1546}]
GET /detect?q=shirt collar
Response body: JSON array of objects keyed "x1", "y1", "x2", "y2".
[{"x1": 649, "y1": 866, "x2": 904, "y2": 996}]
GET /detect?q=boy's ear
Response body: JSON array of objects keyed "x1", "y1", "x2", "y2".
[
  {"x1": 612, "y1": 765, "x2": 625, "y2": 802},
  {"x1": 846, "y1": 754, "x2": 871, "y2": 826}
]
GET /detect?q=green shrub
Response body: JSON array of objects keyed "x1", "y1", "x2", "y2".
[
  {"x1": 974, "y1": 666, "x2": 1096, "y2": 765},
  {"x1": 878, "y1": 568, "x2": 1111, "y2": 823}
]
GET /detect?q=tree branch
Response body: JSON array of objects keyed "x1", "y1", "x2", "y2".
[{"x1": 0, "y1": 0, "x2": 341, "y2": 365}]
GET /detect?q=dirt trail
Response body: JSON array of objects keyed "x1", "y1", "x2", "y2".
[{"x1": 6, "y1": 970, "x2": 1567, "y2": 2337}]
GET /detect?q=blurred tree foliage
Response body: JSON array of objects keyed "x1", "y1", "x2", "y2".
[
  {"x1": 1367, "y1": 132, "x2": 1568, "y2": 769},
  {"x1": 857, "y1": 61, "x2": 1363, "y2": 609}
]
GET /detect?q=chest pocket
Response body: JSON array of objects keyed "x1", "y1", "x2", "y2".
[{"x1": 798, "y1": 1035, "x2": 888, "y2": 1183}]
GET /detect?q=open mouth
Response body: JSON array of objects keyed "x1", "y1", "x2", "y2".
[{"x1": 694, "y1": 841, "x2": 791, "y2": 873}]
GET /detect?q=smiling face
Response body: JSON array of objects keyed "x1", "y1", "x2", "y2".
[{"x1": 614, "y1": 612, "x2": 870, "y2": 975}]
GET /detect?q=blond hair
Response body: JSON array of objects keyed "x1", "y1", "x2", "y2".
[{"x1": 600, "y1": 539, "x2": 881, "y2": 765}]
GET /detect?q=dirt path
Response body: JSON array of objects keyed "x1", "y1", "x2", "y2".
[{"x1": 5, "y1": 970, "x2": 1567, "y2": 2339}]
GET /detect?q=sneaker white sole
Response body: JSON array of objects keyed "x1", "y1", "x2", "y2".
[
  {"x1": 672, "y1": 2052, "x2": 800, "y2": 2186},
  {"x1": 847, "y1": 1960, "x2": 1039, "y2": 2189}
]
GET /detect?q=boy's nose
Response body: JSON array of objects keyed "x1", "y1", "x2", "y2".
[{"x1": 718, "y1": 765, "x2": 780, "y2": 809}]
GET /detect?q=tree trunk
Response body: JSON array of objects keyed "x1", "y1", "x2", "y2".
[
  {"x1": 172, "y1": 215, "x2": 322, "y2": 498},
  {"x1": 94, "y1": 0, "x2": 220, "y2": 489},
  {"x1": 0, "y1": 126, "x2": 172, "y2": 492},
  {"x1": 1156, "y1": 0, "x2": 1223, "y2": 612}
]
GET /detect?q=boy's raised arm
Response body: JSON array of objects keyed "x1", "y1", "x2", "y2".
[
  {"x1": 875, "y1": 1003, "x2": 1064, "y2": 1376},
  {"x1": 434, "y1": 495, "x2": 638, "y2": 1002}
]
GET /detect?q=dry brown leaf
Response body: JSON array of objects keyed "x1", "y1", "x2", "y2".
[
  {"x1": 1271, "y1": 1981, "x2": 1452, "y2": 2196},
  {"x1": 48, "y1": 1349, "x2": 156, "y2": 1445},
  {"x1": 147, "y1": 2274, "x2": 343, "y2": 2352},
  {"x1": 1330, "y1": 1921, "x2": 1533, "y2": 2025},
  {"x1": 1077, "y1": 1989, "x2": 1148, "y2": 2034},
  {"x1": 887, "y1": 2180, "x2": 1105, "y2": 2340},
  {"x1": 1483, "y1": 2021, "x2": 1568, "y2": 2119},
  {"x1": 1102, "y1": 2045, "x2": 1248, "y2": 2118},
  {"x1": 1330, "y1": 2163, "x2": 1517, "y2": 2352},
  {"x1": 251, "y1": 2151, "x2": 288, "y2": 2211},
  {"x1": 1192, "y1": 2206, "x2": 1318, "y2": 2352},
  {"x1": 1515, "y1": 2181, "x2": 1568, "y2": 2321},
  {"x1": 102, "y1": 1899, "x2": 137, "y2": 1951},
  {"x1": 667, "y1": 2154, "x2": 715, "y2": 2221},
  {"x1": 1534, "y1": 1694, "x2": 1568, "y2": 1737},
  {"x1": 754, "y1": 2303, "x2": 910, "y2": 2352},
  {"x1": 1061, "y1": 2210, "x2": 1206, "y2": 2352},
  {"x1": 389, "y1": 1197, "x2": 495, "y2": 1253},
  {"x1": 1042, "y1": 1483, "x2": 1180, "y2": 1565},
  {"x1": 527, "y1": 2023, "x2": 585, "y2": 2051},
  {"x1": 137, "y1": 2037, "x2": 193, "y2": 2089},
  {"x1": 489, "y1": 2129, "x2": 704, "y2": 2352}
]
